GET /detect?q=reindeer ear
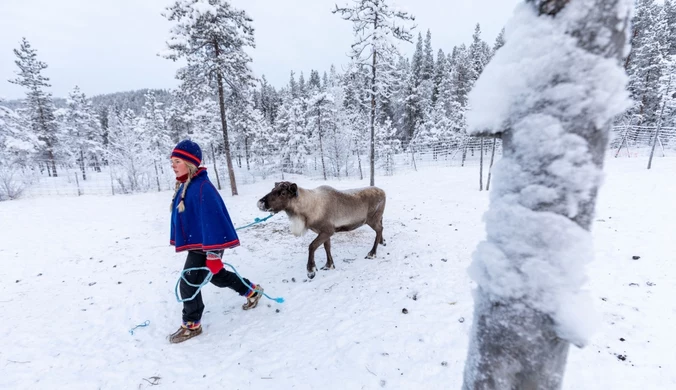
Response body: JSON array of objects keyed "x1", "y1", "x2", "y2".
[{"x1": 289, "y1": 183, "x2": 298, "y2": 197}]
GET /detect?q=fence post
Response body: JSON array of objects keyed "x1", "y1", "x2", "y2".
[
  {"x1": 486, "y1": 137, "x2": 498, "y2": 191},
  {"x1": 479, "y1": 137, "x2": 485, "y2": 191}
]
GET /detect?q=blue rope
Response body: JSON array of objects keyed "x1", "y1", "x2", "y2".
[
  {"x1": 175, "y1": 267, "x2": 213, "y2": 302},
  {"x1": 129, "y1": 320, "x2": 150, "y2": 335},
  {"x1": 235, "y1": 214, "x2": 275, "y2": 231},
  {"x1": 174, "y1": 263, "x2": 284, "y2": 304},
  {"x1": 173, "y1": 214, "x2": 284, "y2": 304}
]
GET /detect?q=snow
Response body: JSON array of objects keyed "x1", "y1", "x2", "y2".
[
  {"x1": 466, "y1": 3, "x2": 631, "y2": 135},
  {"x1": 1, "y1": 156, "x2": 674, "y2": 388}
]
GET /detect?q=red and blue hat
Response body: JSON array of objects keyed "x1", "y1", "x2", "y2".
[{"x1": 171, "y1": 140, "x2": 202, "y2": 167}]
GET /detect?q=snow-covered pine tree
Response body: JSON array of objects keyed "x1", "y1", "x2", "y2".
[
  {"x1": 452, "y1": 44, "x2": 473, "y2": 108},
  {"x1": 403, "y1": 33, "x2": 425, "y2": 141},
  {"x1": 139, "y1": 90, "x2": 172, "y2": 188},
  {"x1": 106, "y1": 109, "x2": 153, "y2": 193},
  {"x1": 0, "y1": 99, "x2": 36, "y2": 168},
  {"x1": 468, "y1": 24, "x2": 492, "y2": 85},
  {"x1": 627, "y1": 3, "x2": 670, "y2": 125},
  {"x1": 62, "y1": 86, "x2": 104, "y2": 180},
  {"x1": 275, "y1": 91, "x2": 311, "y2": 174},
  {"x1": 492, "y1": 27, "x2": 506, "y2": 57},
  {"x1": 289, "y1": 71, "x2": 299, "y2": 99},
  {"x1": 162, "y1": 0, "x2": 257, "y2": 196},
  {"x1": 9, "y1": 38, "x2": 59, "y2": 177},
  {"x1": 374, "y1": 117, "x2": 401, "y2": 175},
  {"x1": 307, "y1": 92, "x2": 335, "y2": 180},
  {"x1": 334, "y1": 0, "x2": 415, "y2": 186},
  {"x1": 166, "y1": 89, "x2": 193, "y2": 143},
  {"x1": 432, "y1": 49, "x2": 446, "y2": 104},
  {"x1": 462, "y1": 0, "x2": 632, "y2": 388},
  {"x1": 664, "y1": 0, "x2": 676, "y2": 55}
]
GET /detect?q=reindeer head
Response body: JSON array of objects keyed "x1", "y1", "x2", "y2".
[{"x1": 258, "y1": 181, "x2": 298, "y2": 213}]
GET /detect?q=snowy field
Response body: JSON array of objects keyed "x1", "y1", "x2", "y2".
[{"x1": 0, "y1": 156, "x2": 674, "y2": 389}]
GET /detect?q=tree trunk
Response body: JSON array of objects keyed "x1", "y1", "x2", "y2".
[
  {"x1": 245, "y1": 135, "x2": 251, "y2": 171},
  {"x1": 369, "y1": 14, "x2": 378, "y2": 187},
  {"x1": 211, "y1": 143, "x2": 222, "y2": 190},
  {"x1": 463, "y1": 1, "x2": 631, "y2": 389},
  {"x1": 214, "y1": 40, "x2": 238, "y2": 196},
  {"x1": 318, "y1": 106, "x2": 327, "y2": 181},
  {"x1": 154, "y1": 159, "x2": 161, "y2": 192},
  {"x1": 48, "y1": 150, "x2": 57, "y2": 178},
  {"x1": 369, "y1": 56, "x2": 377, "y2": 186},
  {"x1": 80, "y1": 148, "x2": 87, "y2": 181}
]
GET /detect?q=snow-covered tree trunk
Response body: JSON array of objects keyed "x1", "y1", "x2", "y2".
[{"x1": 462, "y1": 1, "x2": 632, "y2": 389}]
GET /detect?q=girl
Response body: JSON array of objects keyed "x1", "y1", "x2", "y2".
[{"x1": 168, "y1": 139, "x2": 263, "y2": 344}]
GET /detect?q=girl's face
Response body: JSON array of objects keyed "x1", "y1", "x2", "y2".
[{"x1": 171, "y1": 157, "x2": 189, "y2": 178}]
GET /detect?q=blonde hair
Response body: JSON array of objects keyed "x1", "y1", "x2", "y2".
[{"x1": 171, "y1": 161, "x2": 198, "y2": 213}]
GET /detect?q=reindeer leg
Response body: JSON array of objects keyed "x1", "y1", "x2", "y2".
[
  {"x1": 321, "y1": 237, "x2": 335, "y2": 271},
  {"x1": 379, "y1": 218, "x2": 386, "y2": 246},
  {"x1": 366, "y1": 220, "x2": 383, "y2": 259},
  {"x1": 308, "y1": 232, "x2": 331, "y2": 279}
]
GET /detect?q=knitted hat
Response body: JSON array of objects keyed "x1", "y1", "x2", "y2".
[{"x1": 171, "y1": 140, "x2": 202, "y2": 167}]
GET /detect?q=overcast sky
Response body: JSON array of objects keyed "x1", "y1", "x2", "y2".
[{"x1": 0, "y1": 0, "x2": 521, "y2": 100}]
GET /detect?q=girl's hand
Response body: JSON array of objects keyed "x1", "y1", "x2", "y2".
[{"x1": 206, "y1": 252, "x2": 224, "y2": 274}]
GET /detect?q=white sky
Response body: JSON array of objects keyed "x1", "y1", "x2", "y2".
[{"x1": 0, "y1": 0, "x2": 521, "y2": 100}]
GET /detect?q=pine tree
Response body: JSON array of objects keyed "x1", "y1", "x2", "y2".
[
  {"x1": 106, "y1": 109, "x2": 153, "y2": 193},
  {"x1": 275, "y1": 92, "x2": 311, "y2": 174},
  {"x1": 335, "y1": 0, "x2": 415, "y2": 186},
  {"x1": 307, "y1": 92, "x2": 335, "y2": 180},
  {"x1": 432, "y1": 49, "x2": 447, "y2": 104},
  {"x1": 403, "y1": 33, "x2": 425, "y2": 140},
  {"x1": 422, "y1": 29, "x2": 435, "y2": 81},
  {"x1": 166, "y1": 89, "x2": 193, "y2": 143},
  {"x1": 162, "y1": 0, "x2": 257, "y2": 196},
  {"x1": 452, "y1": 44, "x2": 473, "y2": 108},
  {"x1": 664, "y1": 0, "x2": 676, "y2": 54},
  {"x1": 492, "y1": 27, "x2": 506, "y2": 56},
  {"x1": 468, "y1": 23, "x2": 492, "y2": 84},
  {"x1": 289, "y1": 70, "x2": 299, "y2": 99},
  {"x1": 8, "y1": 38, "x2": 59, "y2": 177},
  {"x1": 628, "y1": 4, "x2": 670, "y2": 124},
  {"x1": 298, "y1": 71, "x2": 308, "y2": 99},
  {"x1": 308, "y1": 70, "x2": 322, "y2": 92},
  {"x1": 62, "y1": 86, "x2": 104, "y2": 180},
  {"x1": 0, "y1": 99, "x2": 36, "y2": 168}
]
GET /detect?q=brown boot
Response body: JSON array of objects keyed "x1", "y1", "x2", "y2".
[
  {"x1": 242, "y1": 285, "x2": 264, "y2": 311},
  {"x1": 168, "y1": 322, "x2": 202, "y2": 344}
]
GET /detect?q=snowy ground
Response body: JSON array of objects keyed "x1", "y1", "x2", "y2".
[{"x1": 0, "y1": 156, "x2": 674, "y2": 389}]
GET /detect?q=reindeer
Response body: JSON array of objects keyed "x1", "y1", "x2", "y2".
[{"x1": 258, "y1": 181, "x2": 386, "y2": 278}]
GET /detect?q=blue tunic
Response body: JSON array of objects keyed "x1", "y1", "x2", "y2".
[{"x1": 170, "y1": 169, "x2": 240, "y2": 252}]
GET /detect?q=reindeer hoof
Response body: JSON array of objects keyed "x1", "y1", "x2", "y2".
[
  {"x1": 365, "y1": 253, "x2": 376, "y2": 259},
  {"x1": 307, "y1": 271, "x2": 316, "y2": 279},
  {"x1": 321, "y1": 265, "x2": 335, "y2": 271},
  {"x1": 381, "y1": 240, "x2": 386, "y2": 246}
]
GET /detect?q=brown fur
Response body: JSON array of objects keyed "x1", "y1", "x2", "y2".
[{"x1": 258, "y1": 181, "x2": 386, "y2": 278}]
